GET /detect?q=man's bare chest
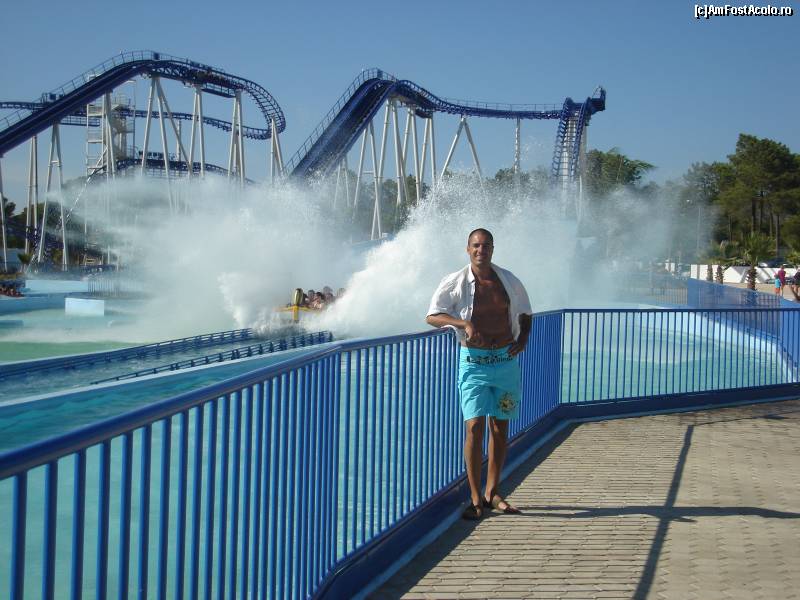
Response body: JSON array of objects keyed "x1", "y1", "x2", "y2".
[{"x1": 473, "y1": 279, "x2": 510, "y2": 311}]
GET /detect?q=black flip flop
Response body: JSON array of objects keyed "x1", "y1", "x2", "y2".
[
  {"x1": 461, "y1": 502, "x2": 483, "y2": 520},
  {"x1": 484, "y1": 494, "x2": 521, "y2": 515}
]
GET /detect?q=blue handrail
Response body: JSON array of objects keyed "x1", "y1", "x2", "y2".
[{"x1": 2, "y1": 305, "x2": 798, "y2": 598}]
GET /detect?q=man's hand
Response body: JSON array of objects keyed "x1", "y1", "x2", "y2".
[
  {"x1": 463, "y1": 321, "x2": 484, "y2": 345},
  {"x1": 508, "y1": 313, "x2": 532, "y2": 357}
]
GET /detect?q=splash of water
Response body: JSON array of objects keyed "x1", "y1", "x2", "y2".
[
  {"x1": 313, "y1": 176, "x2": 577, "y2": 338},
  {"x1": 26, "y1": 171, "x2": 689, "y2": 345}
]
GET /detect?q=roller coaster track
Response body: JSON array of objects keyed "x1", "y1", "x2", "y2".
[
  {"x1": 286, "y1": 68, "x2": 605, "y2": 180},
  {"x1": 0, "y1": 102, "x2": 271, "y2": 140},
  {"x1": 0, "y1": 50, "x2": 285, "y2": 156},
  {"x1": 117, "y1": 153, "x2": 254, "y2": 182}
]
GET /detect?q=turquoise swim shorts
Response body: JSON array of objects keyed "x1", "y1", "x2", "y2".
[{"x1": 457, "y1": 345, "x2": 521, "y2": 421}]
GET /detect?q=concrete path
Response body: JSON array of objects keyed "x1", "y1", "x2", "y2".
[{"x1": 373, "y1": 400, "x2": 800, "y2": 599}]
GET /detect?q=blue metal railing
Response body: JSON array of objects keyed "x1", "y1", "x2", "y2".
[
  {"x1": 560, "y1": 308, "x2": 799, "y2": 404},
  {"x1": 1, "y1": 306, "x2": 798, "y2": 598},
  {"x1": 686, "y1": 277, "x2": 790, "y2": 309}
]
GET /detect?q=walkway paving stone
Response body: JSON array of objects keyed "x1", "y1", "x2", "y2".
[{"x1": 372, "y1": 400, "x2": 800, "y2": 599}]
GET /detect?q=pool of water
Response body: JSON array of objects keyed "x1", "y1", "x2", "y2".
[
  {"x1": 0, "y1": 343, "x2": 326, "y2": 452},
  {"x1": 0, "y1": 337, "x2": 298, "y2": 400},
  {"x1": 0, "y1": 302, "x2": 144, "y2": 361}
]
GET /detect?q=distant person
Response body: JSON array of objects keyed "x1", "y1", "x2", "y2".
[
  {"x1": 791, "y1": 268, "x2": 800, "y2": 300},
  {"x1": 311, "y1": 291, "x2": 325, "y2": 309},
  {"x1": 426, "y1": 228, "x2": 532, "y2": 520},
  {"x1": 776, "y1": 266, "x2": 787, "y2": 297},
  {"x1": 337, "y1": 287, "x2": 346, "y2": 298}
]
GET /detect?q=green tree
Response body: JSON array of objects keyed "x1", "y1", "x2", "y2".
[
  {"x1": 584, "y1": 148, "x2": 655, "y2": 199},
  {"x1": 726, "y1": 134, "x2": 800, "y2": 252},
  {"x1": 704, "y1": 240, "x2": 741, "y2": 284},
  {"x1": 740, "y1": 232, "x2": 773, "y2": 290},
  {"x1": 2, "y1": 195, "x2": 15, "y2": 220}
]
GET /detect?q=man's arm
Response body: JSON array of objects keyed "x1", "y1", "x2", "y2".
[
  {"x1": 508, "y1": 313, "x2": 532, "y2": 356},
  {"x1": 426, "y1": 313, "x2": 480, "y2": 343}
]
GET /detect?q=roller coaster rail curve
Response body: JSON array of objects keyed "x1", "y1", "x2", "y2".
[
  {"x1": 0, "y1": 50, "x2": 286, "y2": 157},
  {"x1": 0, "y1": 102, "x2": 272, "y2": 141},
  {"x1": 284, "y1": 67, "x2": 605, "y2": 179}
]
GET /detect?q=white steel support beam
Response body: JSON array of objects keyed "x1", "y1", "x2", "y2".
[
  {"x1": 352, "y1": 127, "x2": 368, "y2": 211},
  {"x1": 419, "y1": 118, "x2": 430, "y2": 190},
  {"x1": 197, "y1": 87, "x2": 206, "y2": 175},
  {"x1": 0, "y1": 159, "x2": 7, "y2": 271},
  {"x1": 154, "y1": 78, "x2": 191, "y2": 171},
  {"x1": 462, "y1": 117, "x2": 484, "y2": 180},
  {"x1": 189, "y1": 87, "x2": 199, "y2": 175},
  {"x1": 141, "y1": 78, "x2": 156, "y2": 174},
  {"x1": 236, "y1": 92, "x2": 245, "y2": 185},
  {"x1": 103, "y1": 93, "x2": 116, "y2": 262},
  {"x1": 154, "y1": 78, "x2": 173, "y2": 211},
  {"x1": 410, "y1": 110, "x2": 421, "y2": 204},
  {"x1": 391, "y1": 101, "x2": 407, "y2": 208},
  {"x1": 439, "y1": 117, "x2": 465, "y2": 181},
  {"x1": 228, "y1": 91, "x2": 245, "y2": 185},
  {"x1": 343, "y1": 155, "x2": 351, "y2": 209},
  {"x1": 37, "y1": 124, "x2": 66, "y2": 265},
  {"x1": 53, "y1": 126, "x2": 68, "y2": 270},
  {"x1": 103, "y1": 93, "x2": 116, "y2": 178},
  {"x1": 369, "y1": 121, "x2": 382, "y2": 240},
  {"x1": 176, "y1": 121, "x2": 182, "y2": 166},
  {"x1": 376, "y1": 102, "x2": 391, "y2": 186},
  {"x1": 429, "y1": 115, "x2": 437, "y2": 193},
  {"x1": 228, "y1": 95, "x2": 237, "y2": 178},
  {"x1": 401, "y1": 109, "x2": 412, "y2": 167},
  {"x1": 25, "y1": 136, "x2": 38, "y2": 255},
  {"x1": 333, "y1": 160, "x2": 343, "y2": 210},
  {"x1": 514, "y1": 117, "x2": 521, "y2": 192},
  {"x1": 270, "y1": 117, "x2": 283, "y2": 183}
]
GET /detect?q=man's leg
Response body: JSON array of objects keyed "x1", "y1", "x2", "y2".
[
  {"x1": 484, "y1": 416, "x2": 508, "y2": 502},
  {"x1": 464, "y1": 416, "x2": 485, "y2": 507}
]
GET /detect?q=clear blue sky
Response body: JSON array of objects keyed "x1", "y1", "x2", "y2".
[{"x1": 1, "y1": 0, "x2": 797, "y2": 202}]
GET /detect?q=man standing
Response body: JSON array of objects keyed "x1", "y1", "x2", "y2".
[{"x1": 426, "y1": 228, "x2": 532, "y2": 519}]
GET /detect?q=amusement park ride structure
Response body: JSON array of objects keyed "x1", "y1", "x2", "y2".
[{"x1": 0, "y1": 51, "x2": 605, "y2": 271}]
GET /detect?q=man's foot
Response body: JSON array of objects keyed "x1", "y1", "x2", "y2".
[
  {"x1": 483, "y1": 494, "x2": 521, "y2": 515},
  {"x1": 461, "y1": 502, "x2": 483, "y2": 521}
]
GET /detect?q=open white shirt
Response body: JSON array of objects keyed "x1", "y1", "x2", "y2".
[{"x1": 427, "y1": 263, "x2": 533, "y2": 343}]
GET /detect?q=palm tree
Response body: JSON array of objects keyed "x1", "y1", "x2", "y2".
[
  {"x1": 704, "y1": 241, "x2": 740, "y2": 284},
  {"x1": 741, "y1": 233, "x2": 773, "y2": 290}
]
